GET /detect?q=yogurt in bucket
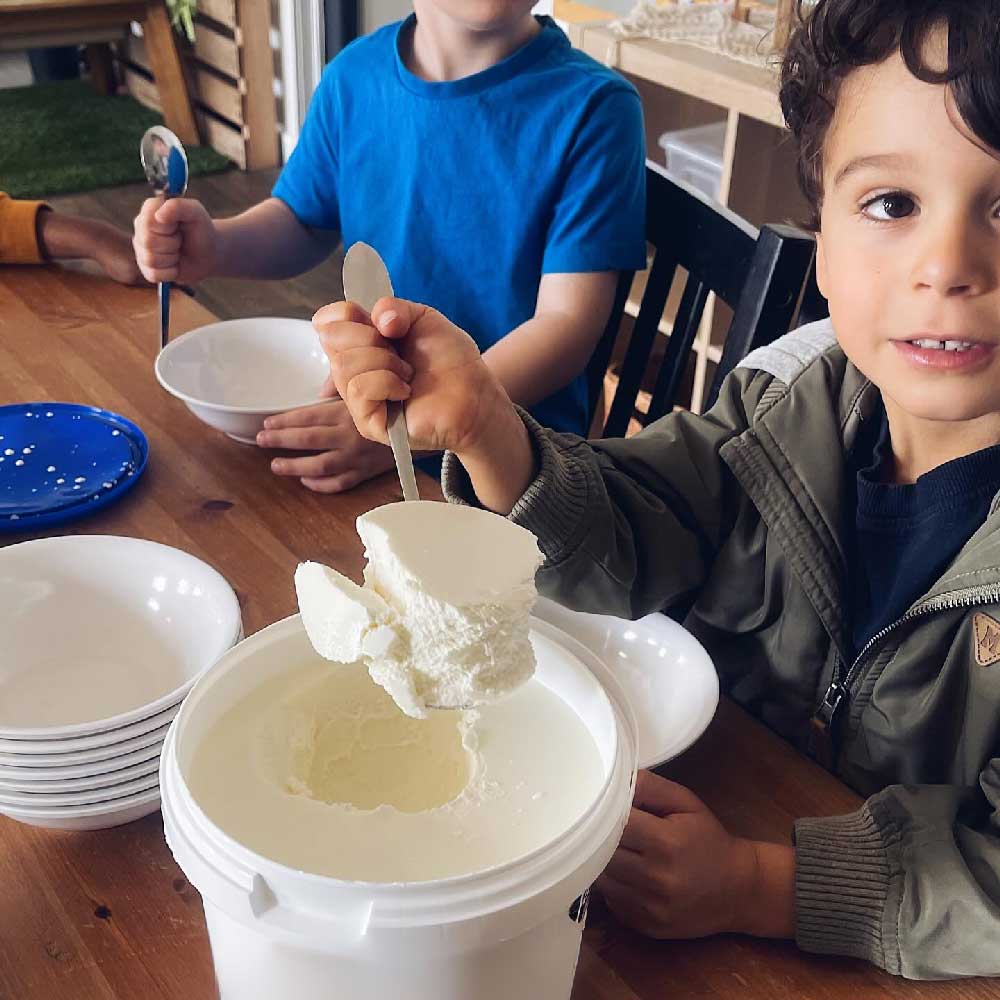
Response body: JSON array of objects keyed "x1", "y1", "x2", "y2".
[{"x1": 161, "y1": 504, "x2": 639, "y2": 999}]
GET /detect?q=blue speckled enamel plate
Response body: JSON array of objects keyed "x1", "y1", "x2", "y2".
[{"x1": 0, "y1": 403, "x2": 149, "y2": 532}]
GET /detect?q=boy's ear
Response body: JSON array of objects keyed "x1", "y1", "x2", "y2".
[{"x1": 814, "y1": 232, "x2": 830, "y2": 301}]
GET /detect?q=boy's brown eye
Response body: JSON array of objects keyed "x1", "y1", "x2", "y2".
[{"x1": 863, "y1": 193, "x2": 915, "y2": 221}]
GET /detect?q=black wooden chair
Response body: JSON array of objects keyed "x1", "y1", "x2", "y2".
[{"x1": 588, "y1": 162, "x2": 821, "y2": 439}]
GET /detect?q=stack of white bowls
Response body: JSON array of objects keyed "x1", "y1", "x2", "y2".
[{"x1": 0, "y1": 535, "x2": 242, "y2": 831}]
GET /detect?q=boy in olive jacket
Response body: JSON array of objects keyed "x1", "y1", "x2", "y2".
[{"x1": 316, "y1": 0, "x2": 1000, "y2": 981}]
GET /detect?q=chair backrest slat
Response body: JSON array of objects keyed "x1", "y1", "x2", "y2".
[
  {"x1": 648, "y1": 276, "x2": 708, "y2": 425},
  {"x1": 604, "y1": 248, "x2": 677, "y2": 439},
  {"x1": 587, "y1": 269, "x2": 634, "y2": 409}
]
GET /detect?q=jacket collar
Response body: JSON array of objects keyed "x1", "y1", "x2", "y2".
[{"x1": 722, "y1": 342, "x2": 1000, "y2": 659}]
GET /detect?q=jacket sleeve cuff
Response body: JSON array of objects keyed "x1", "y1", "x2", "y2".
[
  {"x1": 0, "y1": 197, "x2": 49, "y2": 264},
  {"x1": 794, "y1": 802, "x2": 902, "y2": 975},
  {"x1": 441, "y1": 407, "x2": 593, "y2": 565}
]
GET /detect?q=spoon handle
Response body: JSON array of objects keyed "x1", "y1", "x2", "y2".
[
  {"x1": 158, "y1": 281, "x2": 171, "y2": 351},
  {"x1": 386, "y1": 401, "x2": 419, "y2": 502},
  {"x1": 157, "y1": 186, "x2": 173, "y2": 351}
]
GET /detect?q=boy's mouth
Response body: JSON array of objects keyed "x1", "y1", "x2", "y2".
[
  {"x1": 892, "y1": 337, "x2": 994, "y2": 370},
  {"x1": 905, "y1": 338, "x2": 976, "y2": 352}
]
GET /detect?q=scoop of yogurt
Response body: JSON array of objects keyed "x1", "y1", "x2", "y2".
[{"x1": 295, "y1": 501, "x2": 543, "y2": 718}]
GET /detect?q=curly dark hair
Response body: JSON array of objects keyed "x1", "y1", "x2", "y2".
[{"x1": 779, "y1": 0, "x2": 1000, "y2": 229}]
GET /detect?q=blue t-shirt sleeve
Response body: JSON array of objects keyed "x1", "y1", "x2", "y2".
[
  {"x1": 542, "y1": 84, "x2": 647, "y2": 275},
  {"x1": 272, "y1": 64, "x2": 342, "y2": 232}
]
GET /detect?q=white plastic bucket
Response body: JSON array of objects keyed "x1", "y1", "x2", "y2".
[{"x1": 161, "y1": 614, "x2": 638, "y2": 1000}]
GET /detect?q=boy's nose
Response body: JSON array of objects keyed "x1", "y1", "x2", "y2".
[{"x1": 910, "y1": 220, "x2": 997, "y2": 298}]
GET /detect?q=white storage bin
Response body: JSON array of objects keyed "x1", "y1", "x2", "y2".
[{"x1": 658, "y1": 121, "x2": 727, "y2": 201}]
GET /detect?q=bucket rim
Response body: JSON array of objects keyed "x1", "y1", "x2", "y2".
[{"x1": 162, "y1": 613, "x2": 638, "y2": 915}]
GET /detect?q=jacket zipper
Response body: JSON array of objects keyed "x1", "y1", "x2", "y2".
[{"x1": 810, "y1": 584, "x2": 1000, "y2": 769}]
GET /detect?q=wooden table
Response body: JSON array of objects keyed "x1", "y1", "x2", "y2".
[{"x1": 0, "y1": 265, "x2": 993, "y2": 999}]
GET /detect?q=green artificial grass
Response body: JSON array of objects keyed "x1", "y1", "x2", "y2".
[{"x1": 0, "y1": 80, "x2": 231, "y2": 199}]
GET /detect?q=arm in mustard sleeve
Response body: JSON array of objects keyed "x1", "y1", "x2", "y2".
[
  {"x1": 443, "y1": 367, "x2": 771, "y2": 620},
  {"x1": 0, "y1": 192, "x2": 47, "y2": 264},
  {"x1": 1, "y1": 192, "x2": 145, "y2": 284},
  {"x1": 795, "y1": 763, "x2": 1000, "y2": 979}
]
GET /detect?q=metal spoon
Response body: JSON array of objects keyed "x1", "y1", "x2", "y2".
[
  {"x1": 140, "y1": 126, "x2": 189, "y2": 351},
  {"x1": 342, "y1": 242, "x2": 420, "y2": 502}
]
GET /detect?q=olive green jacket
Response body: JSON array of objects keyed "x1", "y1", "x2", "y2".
[{"x1": 443, "y1": 319, "x2": 1000, "y2": 980}]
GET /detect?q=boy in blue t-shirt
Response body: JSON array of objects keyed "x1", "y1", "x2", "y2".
[{"x1": 133, "y1": 4, "x2": 646, "y2": 493}]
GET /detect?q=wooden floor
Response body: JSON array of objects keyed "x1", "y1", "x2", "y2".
[{"x1": 49, "y1": 168, "x2": 345, "y2": 322}]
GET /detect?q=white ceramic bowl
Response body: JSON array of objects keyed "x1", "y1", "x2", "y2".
[
  {"x1": 0, "y1": 785, "x2": 161, "y2": 831},
  {"x1": 0, "y1": 755, "x2": 160, "y2": 793},
  {"x1": 0, "y1": 740, "x2": 162, "y2": 780},
  {"x1": 0, "y1": 535, "x2": 242, "y2": 740},
  {"x1": 0, "y1": 772, "x2": 158, "y2": 808},
  {"x1": 534, "y1": 597, "x2": 719, "y2": 769},
  {"x1": 0, "y1": 701, "x2": 179, "y2": 754},
  {"x1": 0, "y1": 727, "x2": 169, "y2": 768},
  {"x1": 155, "y1": 317, "x2": 330, "y2": 443}
]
